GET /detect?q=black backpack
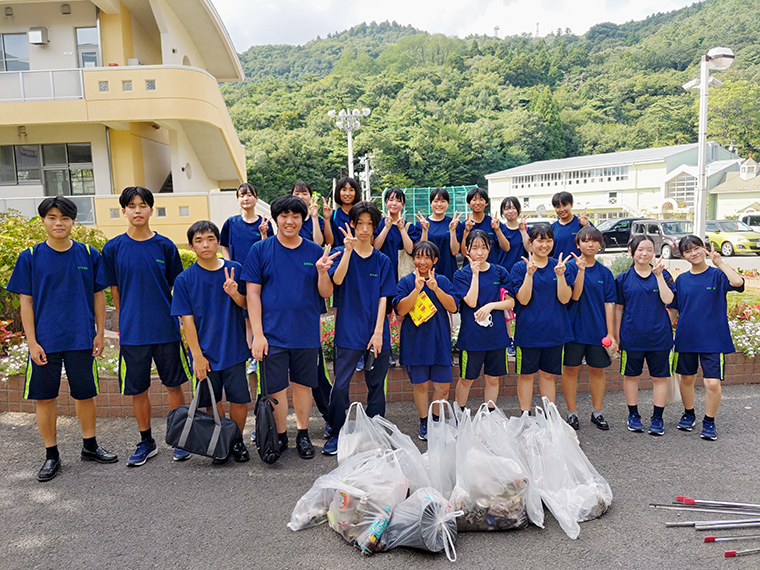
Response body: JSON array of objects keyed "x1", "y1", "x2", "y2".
[{"x1": 254, "y1": 357, "x2": 280, "y2": 464}]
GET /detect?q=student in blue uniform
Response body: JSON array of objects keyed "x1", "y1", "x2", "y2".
[
  {"x1": 330, "y1": 177, "x2": 361, "y2": 248},
  {"x1": 374, "y1": 188, "x2": 422, "y2": 283},
  {"x1": 220, "y1": 183, "x2": 273, "y2": 263},
  {"x1": 8, "y1": 197, "x2": 117, "y2": 482},
  {"x1": 171, "y1": 221, "x2": 251, "y2": 463},
  {"x1": 291, "y1": 181, "x2": 334, "y2": 246},
  {"x1": 415, "y1": 187, "x2": 461, "y2": 283},
  {"x1": 453, "y1": 230, "x2": 514, "y2": 415},
  {"x1": 456, "y1": 187, "x2": 509, "y2": 264},
  {"x1": 242, "y1": 195, "x2": 339, "y2": 459},
  {"x1": 510, "y1": 224, "x2": 576, "y2": 413},
  {"x1": 498, "y1": 197, "x2": 530, "y2": 272},
  {"x1": 323, "y1": 201, "x2": 396, "y2": 455},
  {"x1": 561, "y1": 226, "x2": 617, "y2": 431},
  {"x1": 99, "y1": 186, "x2": 191, "y2": 466},
  {"x1": 614, "y1": 235, "x2": 676, "y2": 436},
  {"x1": 396, "y1": 241, "x2": 459, "y2": 441},
  {"x1": 670, "y1": 237, "x2": 745, "y2": 441},
  {"x1": 550, "y1": 191, "x2": 591, "y2": 259}
]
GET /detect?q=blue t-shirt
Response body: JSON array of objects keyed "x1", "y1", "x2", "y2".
[
  {"x1": 566, "y1": 260, "x2": 616, "y2": 346},
  {"x1": 551, "y1": 216, "x2": 588, "y2": 259},
  {"x1": 396, "y1": 273, "x2": 458, "y2": 366},
  {"x1": 328, "y1": 247, "x2": 396, "y2": 351},
  {"x1": 671, "y1": 267, "x2": 744, "y2": 353},
  {"x1": 300, "y1": 216, "x2": 325, "y2": 242},
  {"x1": 498, "y1": 226, "x2": 525, "y2": 273},
  {"x1": 615, "y1": 267, "x2": 676, "y2": 352},
  {"x1": 220, "y1": 215, "x2": 274, "y2": 264},
  {"x1": 170, "y1": 260, "x2": 249, "y2": 370},
  {"x1": 453, "y1": 264, "x2": 511, "y2": 351},
  {"x1": 456, "y1": 215, "x2": 507, "y2": 265},
  {"x1": 375, "y1": 218, "x2": 422, "y2": 283},
  {"x1": 331, "y1": 208, "x2": 352, "y2": 248},
  {"x1": 99, "y1": 232, "x2": 183, "y2": 346},
  {"x1": 416, "y1": 216, "x2": 458, "y2": 282},
  {"x1": 7, "y1": 241, "x2": 105, "y2": 353},
  {"x1": 241, "y1": 236, "x2": 325, "y2": 349},
  {"x1": 510, "y1": 257, "x2": 576, "y2": 348}
]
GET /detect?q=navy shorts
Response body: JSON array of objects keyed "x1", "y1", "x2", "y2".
[
  {"x1": 407, "y1": 365, "x2": 453, "y2": 385},
  {"x1": 119, "y1": 341, "x2": 191, "y2": 396},
  {"x1": 460, "y1": 349, "x2": 508, "y2": 380},
  {"x1": 196, "y1": 361, "x2": 252, "y2": 407},
  {"x1": 620, "y1": 349, "x2": 672, "y2": 378},
  {"x1": 674, "y1": 352, "x2": 727, "y2": 381},
  {"x1": 265, "y1": 346, "x2": 319, "y2": 393},
  {"x1": 24, "y1": 349, "x2": 99, "y2": 401},
  {"x1": 516, "y1": 345, "x2": 564, "y2": 376},
  {"x1": 563, "y1": 342, "x2": 611, "y2": 369}
]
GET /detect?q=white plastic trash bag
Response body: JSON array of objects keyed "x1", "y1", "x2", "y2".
[
  {"x1": 373, "y1": 415, "x2": 432, "y2": 493},
  {"x1": 425, "y1": 399, "x2": 458, "y2": 498},
  {"x1": 380, "y1": 487, "x2": 462, "y2": 562},
  {"x1": 337, "y1": 402, "x2": 392, "y2": 463}
]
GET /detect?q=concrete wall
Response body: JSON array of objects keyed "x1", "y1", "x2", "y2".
[
  {"x1": 148, "y1": 0, "x2": 206, "y2": 69},
  {"x1": 715, "y1": 194, "x2": 760, "y2": 219}
]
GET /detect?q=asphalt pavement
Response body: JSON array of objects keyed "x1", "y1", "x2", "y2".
[{"x1": 2, "y1": 384, "x2": 760, "y2": 570}]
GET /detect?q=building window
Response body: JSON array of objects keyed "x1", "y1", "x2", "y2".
[
  {"x1": 109, "y1": 208, "x2": 119, "y2": 219},
  {"x1": 179, "y1": 206, "x2": 189, "y2": 217},
  {"x1": 42, "y1": 143, "x2": 95, "y2": 197},
  {"x1": 156, "y1": 207, "x2": 167, "y2": 217},
  {"x1": 666, "y1": 174, "x2": 696, "y2": 209},
  {"x1": 0, "y1": 145, "x2": 41, "y2": 184},
  {"x1": 99, "y1": 81, "x2": 109, "y2": 92},
  {"x1": 522, "y1": 197, "x2": 530, "y2": 208},
  {"x1": 0, "y1": 34, "x2": 30, "y2": 71},
  {"x1": 145, "y1": 79, "x2": 156, "y2": 91},
  {"x1": 122, "y1": 80, "x2": 133, "y2": 92},
  {"x1": 609, "y1": 192, "x2": 618, "y2": 205},
  {"x1": 76, "y1": 27, "x2": 99, "y2": 68}
]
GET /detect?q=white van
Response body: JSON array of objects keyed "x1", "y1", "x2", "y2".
[{"x1": 739, "y1": 213, "x2": 760, "y2": 232}]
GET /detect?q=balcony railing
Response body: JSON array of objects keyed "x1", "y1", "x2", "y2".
[
  {"x1": 0, "y1": 195, "x2": 95, "y2": 224},
  {"x1": 0, "y1": 69, "x2": 84, "y2": 102}
]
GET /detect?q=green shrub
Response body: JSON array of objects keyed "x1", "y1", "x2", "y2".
[{"x1": 607, "y1": 254, "x2": 631, "y2": 278}]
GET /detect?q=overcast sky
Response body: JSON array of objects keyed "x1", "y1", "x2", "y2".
[{"x1": 211, "y1": 0, "x2": 698, "y2": 52}]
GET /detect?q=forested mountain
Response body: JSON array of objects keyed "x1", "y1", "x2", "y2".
[{"x1": 222, "y1": 0, "x2": 760, "y2": 203}]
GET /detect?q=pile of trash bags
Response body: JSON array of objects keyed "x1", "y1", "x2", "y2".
[{"x1": 288, "y1": 397, "x2": 612, "y2": 560}]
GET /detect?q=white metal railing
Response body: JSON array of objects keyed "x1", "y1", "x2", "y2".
[
  {"x1": 0, "y1": 69, "x2": 84, "y2": 102},
  {"x1": 0, "y1": 195, "x2": 95, "y2": 225}
]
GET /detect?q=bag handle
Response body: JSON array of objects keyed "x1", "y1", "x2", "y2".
[
  {"x1": 178, "y1": 375, "x2": 223, "y2": 457},
  {"x1": 258, "y1": 357, "x2": 269, "y2": 398}
]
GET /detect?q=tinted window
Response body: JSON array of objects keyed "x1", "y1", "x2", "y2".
[
  {"x1": 647, "y1": 224, "x2": 660, "y2": 234},
  {"x1": 617, "y1": 221, "x2": 630, "y2": 229},
  {"x1": 661, "y1": 221, "x2": 693, "y2": 234},
  {"x1": 706, "y1": 223, "x2": 718, "y2": 232},
  {"x1": 719, "y1": 221, "x2": 752, "y2": 232}
]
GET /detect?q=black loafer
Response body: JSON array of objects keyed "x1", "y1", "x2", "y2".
[
  {"x1": 232, "y1": 442, "x2": 250, "y2": 463},
  {"x1": 591, "y1": 413, "x2": 610, "y2": 431},
  {"x1": 212, "y1": 454, "x2": 230, "y2": 465},
  {"x1": 81, "y1": 446, "x2": 118, "y2": 463},
  {"x1": 566, "y1": 414, "x2": 580, "y2": 431},
  {"x1": 296, "y1": 434, "x2": 315, "y2": 459},
  {"x1": 37, "y1": 458, "x2": 61, "y2": 482}
]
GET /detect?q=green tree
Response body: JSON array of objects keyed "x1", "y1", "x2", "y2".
[{"x1": 707, "y1": 80, "x2": 760, "y2": 157}]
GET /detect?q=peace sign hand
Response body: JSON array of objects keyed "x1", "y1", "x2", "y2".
[
  {"x1": 396, "y1": 210, "x2": 407, "y2": 231},
  {"x1": 321, "y1": 196, "x2": 334, "y2": 219},
  {"x1": 465, "y1": 213, "x2": 474, "y2": 232},
  {"x1": 518, "y1": 214, "x2": 528, "y2": 232},
  {"x1": 449, "y1": 211, "x2": 462, "y2": 231},
  {"x1": 652, "y1": 255, "x2": 666, "y2": 276},
  {"x1": 579, "y1": 207, "x2": 590, "y2": 227},
  {"x1": 707, "y1": 242, "x2": 722, "y2": 265},
  {"x1": 338, "y1": 223, "x2": 357, "y2": 252},
  {"x1": 522, "y1": 252, "x2": 537, "y2": 276},
  {"x1": 467, "y1": 255, "x2": 481, "y2": 275},
  {"x1": 555, "y1": 253, "x2": 567, "y2": 277},
  {"x1": 413, "y1": 268, "x2": 426, "y2": 291},
  {"x1": 383, "y1": 210, "x2": 392, "y2": 229},
  {"x1": 308, "y1": 195, "x2": 319, "y2": 218},
  {"x1": 427, "y1": 268, "x2": 439, "y2": 291},
  {"x1": 415, "y1": 211, "x2": 430, "y2": 232},
  {"x1": 315, "y1": 244, "x2": 341, "y2": 273},
  {"x1": 259, "y1": 216, "x2": 270, "y2": 235},
  {"x1": 223, "y1": 266, "x2": 238, "y2": 297},
  {"x1": 570, "y1": 251, "x2": 587, "y2": 271}
]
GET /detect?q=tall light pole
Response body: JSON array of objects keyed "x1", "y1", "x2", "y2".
[
  {"x1": 328, "y1": 107, "x2": 371, "y2": 179},
  {"x1": 683, "y1": 47, "x2": 734, "y2": 239}
]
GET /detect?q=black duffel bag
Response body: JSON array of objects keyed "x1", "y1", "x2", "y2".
[
  {"x1": 254, "y1": 357, "x2": 280, "y2": 464},
  {"x1": 166, "y1": 376, "x2": 241, "y2": 461}
]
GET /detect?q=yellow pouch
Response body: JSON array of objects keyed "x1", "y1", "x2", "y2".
[{"x1": 409, "y1": 290, "x2": 437, "y2": 327}]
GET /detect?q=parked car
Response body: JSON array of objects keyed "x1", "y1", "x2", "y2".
[
  {"x1": 628, "y1": 219, "x2": 693, "y2": 259},
  {"x1": 596, "y1": 218, "x2": 645, "y2": 252},
  {"x1": 705, "y1": 220, "x2": 760, "y2": 256},
  {"x1": 739, "y1": 213, "x2": 760, "y2": 232}
]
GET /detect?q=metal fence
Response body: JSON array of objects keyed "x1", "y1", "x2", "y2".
[{"x1": 0, "y1": 69, "x2": 84, "y2": 102}]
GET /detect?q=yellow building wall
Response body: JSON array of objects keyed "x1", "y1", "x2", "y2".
[{"x1": 100, "y1": 2, "x2": 134, "y2": 66}]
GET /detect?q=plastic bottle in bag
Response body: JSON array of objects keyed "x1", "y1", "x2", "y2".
[{"x1": 359, "y1": 506, "x2": 391, "y2": 554}]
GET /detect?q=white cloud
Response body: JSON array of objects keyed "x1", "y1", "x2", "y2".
[{"x1": 210, "y1": 0, "x2": 696, "y2": 52}]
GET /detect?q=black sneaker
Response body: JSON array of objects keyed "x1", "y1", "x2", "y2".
[
  {"x1": 566, "y1": 414, "x2": 580, "y2": 431},
  {"x1": 591, "y1": 413, "x2": 610, "y2": 431},
  {"x1": 232, "y1": 441, "x2": 250, "y2": 462},
  {"x1": 212, "y1": 453, "x2": 230, "y2": 465},
  {"x1": 37, "y1": 457, "x2": 61, "y2": 482},
  {"x1": 296, "y1": 433, "x2": 315, "y2": 459}
]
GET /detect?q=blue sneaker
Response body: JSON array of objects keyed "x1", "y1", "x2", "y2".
[
  {"x1": 677, "y1": 412, "x2": 696, "y2": 432},
  {"x1": 250, "y1": 429, "x2": 256, "y2": 443},
  {"x1": 418, "y1": 419, "x2": 428, "y2": 441},
  {"x1": 507, "y1": 346, "x2": 516, "y2": 357},
  {"x1": 627, "y1": 413, "x2": 644, "y2": 432},
  {"x1": 648, "y1": 416, "x2": 665, "y2": 436},
  {"x1": 127, "y1": 439, "x2": 157, "y2": 466},
  {"x1": 701, "y1": 420, "x2": 717, "y2": 441},
  {"x1": 173, "y1": 447, "x2": 190, "y2": 462},
  {"x1": 355, "y1": 355, "x2": 365, "y2": 371},
  {"x1": 247, "y1": 359, "x2": 257, "y2": 375},
  {"x1": 322, "y1": 436, "x2": 338, "y2": 456},
  {"x1": 323, "y1": 422, "x2": 331, "y2": 439}
]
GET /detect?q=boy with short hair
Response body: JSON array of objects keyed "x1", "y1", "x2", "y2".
[
  {"x1": 8, "y1": 197, "x2": 117, "y2": 481},
  {"x1": 99, "y1": 186, "x2": 191, "y2": 466},
  {"x1": 171, "y1": 221, "x2": 251, "y2": 462},
  {"x1": 457, "y1": 187, "x2": 510, "y2": 264},
  {"x1": 323, "y1": 201, "x2": 396, "y2": 456},
  {"x1": 550, "y1": 191, "x2": 590, "y2": 259},
  {"x1": 242, "y1": 195, "x2": 339, "y2": 459}
]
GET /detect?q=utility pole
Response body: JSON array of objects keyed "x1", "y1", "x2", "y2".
[{"x1": 358, "y1": 154, "x2": 373, "y2": 201}]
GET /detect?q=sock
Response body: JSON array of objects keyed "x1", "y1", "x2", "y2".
[
  {"x1": 140, "y1": 428, "x2": 153, "y2": 443},
  {"x1": 567, "y1": 411, "x2": 578, "y2": 419},
  {"x1": 488, "y1": 406, "x2": 496, "y2": 413},
  {"x1": 278, "y1": 432, "x2": 289, "y2": 446},
  {"x1": 46, "y1": 445, "x2": 60, "y2": 461},
  {"x1": 83, "y1": 436, "x2": 98, "y2": 452},
  {"x1": 592, "y1": 409, "x2": 603, "y2": 418},
  {"x1": 420, "y1": 416, "x2": 428, "y2": 426},
  {"x1": 684, "y1": 407, "x2": 696, "y2": 417},
  {"x1": 704, "y1": 415, "x2": 715, "y2": 423},
  {"x1": 296, "y1": 429, "x2": 308, "y2": 440},
  {"x1": 432, "y1": 414, "x2": 439, "y2": 422},
  {"x1": 628, "y1": 405, "x2": 639, "y2": 416},
  {"x1": 652, "y1": 405, "x2": 664, "y2": 420}
]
